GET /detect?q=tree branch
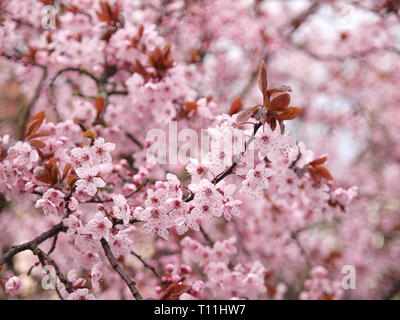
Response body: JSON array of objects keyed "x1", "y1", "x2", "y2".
[
  {"x1": 0, "y1": 222, "x2": 66, "y2": 266},
  {"x1": 19, "y1": 64, "x2": 48, "y2": 140},
  {"x1": 291, "y1": 231, "x2": 313, "y2": 270},
  {"x1": 101, "y1": 238, "x2": 143, "y2": 300},
  {"x1": 31, "y1": 246, "x2": 73, "y2": 294},
  {"x1": 131, "y1": 250, "x2": 161, "y2": 281}
]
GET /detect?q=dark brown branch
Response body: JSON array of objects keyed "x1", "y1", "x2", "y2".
[
  {"x1": 84, "y1": 179, "x2": 148, "y2": 204},
  {"x1": 101, "y1": 238, "x2": 143, "y2": 300},
  {"x1": 0, "y1": 222, "x2": 66, "y2": 266},
  {"x1": 47, "y1": 233, "x2": 59, "y2": 256},
  {"x1": 19, "y1": 64, "x2": 48, "y2": 140},
  {"x1": 49, "y1": 67, "x2": 100, "y2": 87},
  {"x1": 131, "y1": 250, "x2": 161, "y2": 281},
  {"x1": 126, "y1": 132, "x2": 144, "y2": 149},
  {"x1": 108, "y1": 90, "x2": 129, "y2": 96},
  {"x1": 211, "y1": 122, "x2": 262, "y2": 185},
  {"x1": 291, "y1": 231, "x2": 313, "y2": 270},
  {"x1": 199, "y1": 225, "x2": 214, "y2": 246},
  {"x1": 49, "y1": 67, "x2": 100, "y2": 120},
  {"x1": 31, "y1": 246, "x2": 73, "y2": 294},
  {"x1": 287, "y1": 1, "x2": 320, "y2": 37}
]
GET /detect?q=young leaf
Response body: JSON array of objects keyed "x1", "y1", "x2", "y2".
[
  {"x1": 24, "y1": 111, "x2": 45, "y2": 140},
  {"x1": 269, "y1": 118, "x2": 277, "y2": 131},
  {"x1": 258, "y1": 60, "x2": 268, "y2": 97},
  {"x1": 160, "y1": 283, "x2": 189, "y2": 300},
  {"x1": 309, "y1": 156, "x2": 327, "y2": 167},
  {"x1": 27, "y1": 132, "x2": 52, "y2": 140},
  {"x1": 276, "y1": 107, "x2": 302, "y2": 121},
  {"x1": 61, "y1": 163, "x2": 72, "y2": 181},
  {"x1": 267, "y1": 85, "x2": 292, "y2": 97},
  {"x1": 35, "y1": 168, "x2": 52, "y2": 184},
  {"x1": 314, "y1": 165, "x2": 333, "y2": 181},
  {"x1": 229, "y1": 97, "x2": 243, "y2": 116},
  {"x1": 94, "y1": 96, "x2": 105, "y2": 114},
  {"x1": 184, "y1": 102, "x2": 198, "y2": 112},
  {"x1": 270, "y1": 93, "x2": 290, "y2": 111},
  {"x1": 236, "y1": 105, "x2": 261, "y2": 124},
  {"x1": 30, "y1": 139, "x2": 46, "y2": 149}
]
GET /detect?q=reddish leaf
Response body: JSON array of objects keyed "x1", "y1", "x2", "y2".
[
  {"x1": 160, "y1": 283, "x2": 189, "y2": 300},
  {"x1": 229, "y1": 97, "x2": 243, "y2": 116},
  {"x1": 67, "y1": 173, "x2": 78, "y2": 186},
  {"x1": 258, "y1": 60, "x2": 268, "y2": 97},
  {"x1": 97, "y1": 1, "x2": 112, "y2": 22},
  {"x1": 94, "y1": 96, "x2": 105, "y2": 114},
  {"x1": 148, "y1": 45, "x2": 174, "y2": 77},
  {"x1": 163, "y1": 43, "x2": 171, "y2": 58},
  {"x1": 266, "y1": 283, "x2": 277, "y2": 296},
  {"x1": 269, "y1": 118, "x2": 277, "y2": 131},
  {"x1": 24, "y1": 111, "x2": 45, "y2": 140},
  {"x1": 38, "y1": 150, "x2": 54, "y2": 161},
  {"x1": 27, "y1": 132, "x2": 52, "y2": 140},
  {"x1": 270, "y1": 93, "x2": 290, "y2": 111},
  {"x1": 184, "y1": 102, "x2": 198, "y2": 112},
  {"x1": 30, "y1": 139, "x2": 46, "y2": 149},
  {"x1": 0, "y1": 146, "x2": 7, "y2": 162},
  {"x1": 267, "y1": 85, "x2": 292, "y2": 96},
  {"x1": 35, "y1": 168, "x2": 52, "y2": 184},
  {"x1": 309, "y1": 156, "x2": 327, "y2": 167},
  {"x1": 112, "y1": 1, "x2": 120, "y2": 18},
  {"x1": 236, "y1": 105, "x2": 261, "y2": 124},
  {"x1": 276, "y1": 107, "x2": 302, "y2": 121},
  {"x1": 63, "y1": 5, "x2": 79, "y2": 13},
  {"x1": 314, "y1": 165, "x2": 333, "y2": 181},
  {"x1": 50, "y1": 162, "x2": 59, "y2": 183},
  {"x1": 307, "y1": 167, "x2": 321, "y2": 184},
  {"x1": 133, "y1": 59, "x2": 150, "y2": 80},
  {"x1": 61, "y1": 163, "x2": 72, "y2": 181}
]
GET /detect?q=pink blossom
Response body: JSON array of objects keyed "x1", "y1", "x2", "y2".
[
  {"x1": 112, "y1": 194, "x2": 130, "y2": 225},
  {"x1": 5, "y1": 276, "x2": 22, "y2": 296},
  {"x1": 85, "y1": 212, "x2": 112, "y2": 241},
  {"x1": 67, "y1": 288, "x2": 95, "y2": 300},
  {"x1": 75, "y1": 167, "x2": 106, "y2": 196},
  {"x1": 35, "y1": 188, "x2": 65, "y2": 216},
  {"x1": 8, "y1": 142, "x2": 38, "y2": 170}
]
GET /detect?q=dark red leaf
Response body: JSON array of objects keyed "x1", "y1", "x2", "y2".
[
  {"x1": 270, "y1": 93, "x2": 290, "y2": 111},
  {"x1": 160, "y1": 283, "x2": 189, "y2": 300},
  {"x1": 229, "y1": 97, "x2": 243, "y2": 116},
  {"x1": 258, "y1": 60, "x2": 268, "y2": 97}
]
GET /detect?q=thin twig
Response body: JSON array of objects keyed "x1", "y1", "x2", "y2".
[
  {"x1": 19, "y1": 64, "x2": 48, "y2": 140},
  {"x1": 31, "y1": 246, "x2": 73, "y2": 294},
  {"x1": 131, "y1": 250, "x2": 161, "y2": 281},
  {"x1": 101, "y1": 238, "x2": 143, "y2": 300},
  {"x1": 199, "y1": 225, "x2": 214, "y2": 246},
  {"x1": 211, "y1": 122, "x2": 262, "y2": 185},
  {"x1": 84, "y1": 179, "x2": 148, "y2": 203},
  {"x1": 0, "y1": 222, "x2": 66, "y2": 266},
  {"x1": 126, "y1": 132, "x2": 144, "y2": 149},
  {"x1": 291, "y1": 231, "x2": 313, "y2": 270}
]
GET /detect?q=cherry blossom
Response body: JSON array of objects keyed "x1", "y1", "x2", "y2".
[
  {"x1": 85, "y1": 212, "x2": 113, "y2": 241},
  {"x1": 5, "y1": 276, "x2": 22, "y2": 297}
]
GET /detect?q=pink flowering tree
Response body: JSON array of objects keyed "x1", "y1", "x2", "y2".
[{"x1": 0, "y1": 0, "x2": 399, "y2": 300}]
